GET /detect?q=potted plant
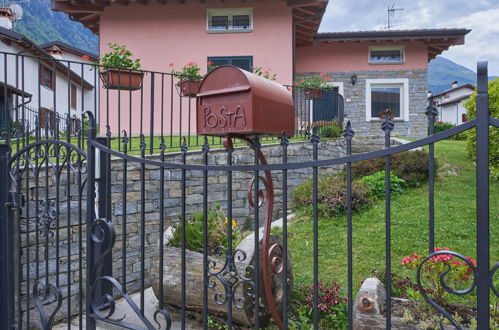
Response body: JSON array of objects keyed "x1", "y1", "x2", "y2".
[
  {"x1": 294, "y1": 73, "x2": 334, "y2": 99},
  {"x1": 170, "y1": 62, "x2": 203, "y2": 97},
  {"x1": 378, "y1": 108, "x2": 395, "y2": 120},
  {"x1": 98, "y1": 43, "x2": 143, "y2": 91}
]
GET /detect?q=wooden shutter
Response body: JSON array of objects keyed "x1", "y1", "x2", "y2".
[{"x1": 71, "y1": 85, "x2": 77, "y2": 109}]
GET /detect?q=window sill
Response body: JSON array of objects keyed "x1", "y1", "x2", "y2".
[
  {"x1": 207, "y1": 29, "x2": 253, "y2": 34},
  {"x1": 368, "y1": 118, "x2": 406, "y2": 122},
  {"x1": 40, "y1": 85, "x2": 53, "y2": 91},
  {"x1": 368, "y1": 61, "x2": 405, "y2": 65}
]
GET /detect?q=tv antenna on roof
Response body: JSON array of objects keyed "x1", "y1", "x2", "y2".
[{"x1": 386, "y1": 2, "x2": 403, "y2": 29}]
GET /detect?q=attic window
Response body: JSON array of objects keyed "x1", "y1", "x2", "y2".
[
  {"x1": 369, "y1": 46, "x2": 405, "y2": 64},
  {"x1": 207, "y1": 8, "x2": 252, "y2": 33}
]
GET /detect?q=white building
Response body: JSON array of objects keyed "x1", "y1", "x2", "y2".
[
  {"x1": 433, "y1": 81, "x2": 474, "y2": 126},
  {"x1": 0, "y1": 12, "x2": 97, "y2": 136}
]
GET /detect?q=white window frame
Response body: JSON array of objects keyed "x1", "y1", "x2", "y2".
[
  {"x1": 207, "y1": 8, "x2": 253, "y2": 33},
  {"x1": 365, "y1": 78, "x2": 409, "y2": 121},
  {"x1": 368, "y1": 45, "x2": 405, "y2": 65}
]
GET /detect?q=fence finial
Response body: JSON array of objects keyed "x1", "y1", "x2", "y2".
[{"x1": 342, "y1": 120, "x2": 355, "y2": 139}]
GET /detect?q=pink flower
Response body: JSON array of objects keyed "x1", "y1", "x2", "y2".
[
  {"x1": 169, "y1": 62, "x2": 174, "y2": 67},
  {"x1": 319, "y1": 73, "x2": 327, "y2": 77},
  {"x1": 401, "y1": 256, "x2": 412, "y2": 265},
  {"x1": 452, "y1": 260, "x2": 463, "y2": 266}
]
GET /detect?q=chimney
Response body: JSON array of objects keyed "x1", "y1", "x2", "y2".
[
  {"x1": 0, "y1": 8, "x2": 13, "y2": 30},
  {"x1": 48, "y1": 45, "x2": 63, "y2": 60},
  {"x1": 451, "y1": 81, "x2": 458, "y2": 88}
]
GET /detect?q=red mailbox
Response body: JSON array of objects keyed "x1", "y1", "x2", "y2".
[{"x1": 196, "y1": 66, "x2": 295, "y2": 137}]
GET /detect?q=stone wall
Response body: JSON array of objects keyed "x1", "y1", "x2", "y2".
[
  {"x1": 15, "y1": 137, "x2": 346, "y2": 325},
  {"x1": 298, "y1": 69, "x2": 429, "y2": 139}
]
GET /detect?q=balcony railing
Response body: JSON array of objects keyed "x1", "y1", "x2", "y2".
[
  {"x1": 0, "y1": 51, "x2": 343, "y2": 153},
  {"x1": 208, "y1": 20, "x2": 252, "y2": 31}
]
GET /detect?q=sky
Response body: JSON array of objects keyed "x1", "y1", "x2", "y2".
[{"x1": 319, "y1": 0, "x2": 499, "y2": 76}]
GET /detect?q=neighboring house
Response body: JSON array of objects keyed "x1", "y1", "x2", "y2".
[
  {"x1": 52, "y1": 0, "x2": 469, "y2": 138},
  {"x1": 432, "y1": 81, "x2": 474, "y2": 126},
  {"x1": 0, "y1": 13, "x2": 97, "y2": 135}
]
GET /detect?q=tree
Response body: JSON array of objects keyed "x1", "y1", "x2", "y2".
[{"x1": 464, "y1": 78, "x2": 499, "y2": 180}]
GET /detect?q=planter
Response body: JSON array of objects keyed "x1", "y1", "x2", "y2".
[
  {"x1": 379, "y1": 113, "x2": 395, "y2": 120},
  {"x1": 304, "y1": 88, "x2": 325, "y2": 100},
  {"x1": 99, "y1": 69, "x2": 144, "y2": 91},
  {"x1": 177, "y1": 79, "x2": 202, "y2": 97},
  {"x1": 150, "y1": 228, "x2": 292, "y2": 327}
]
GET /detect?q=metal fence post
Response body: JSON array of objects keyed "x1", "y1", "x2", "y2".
[
  {"x1": 85, "y1": 113, "x2": 97, "y2": 330},
  {"x1": 475, "y1": 61, "x2": 490, "y2": 329},
  {"x1": 94, "y1": 137, "x2": 113, "y2": 309},
  {"x1": 0, "y1": 143, "x2": 14, "y2": 329}
]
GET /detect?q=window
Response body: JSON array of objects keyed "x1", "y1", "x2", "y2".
[
  {"x1": 39, "y1": 65, "x2": 54, "y2": 89},
  {"x1": 39, "y1": 107, "x2": 55, "y2": 129},
  {"x1": 366, "y1": 79, "x2": 409, "y2": 121},
  {"x1": 71, "y1": 84, "x2": 77, "y2": 109},
  {"x1": 207, "y1": 56, "x2": 253, "y2": 72},
  {"x1": 207, "y1": 8, "x2": 252, "y2": 32},
  {"x1": 369, "y1": 46, "x2": 404, "y2": 64}
]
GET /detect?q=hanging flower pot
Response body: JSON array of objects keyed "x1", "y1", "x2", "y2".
[
  {"x1": 304, "y1": 88, "x2": 325, "y2": 100},
  {"x1": 99, "y1": 69, "x2": 144, "y2": 91},
  {"x1": 177, "y1": 78, "x2": 202, "y2": 97}
]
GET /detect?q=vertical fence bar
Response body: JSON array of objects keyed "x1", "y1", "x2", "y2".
[
  {"x1": 311, "y1": 128, "x2": 319, "y2": 329},
  {"x1": 382, "y1": 116, "x2": 394, "y2": 330},
  {"x1": 280, "y1": 133, "x2": 289, "y2": 328},
  {"x1": 202, "y1": 137, "x2": 209, "y2": 330},
  {"x1": 475, "y1": 61, "x2": 490, "y2": 329},
  {"x1": 140, "y1": 135, "x2": 146, "y2": 315},
  {"x1": 159, "y1": 138, "x2": 166, "y2": 309},
  {"x1": 425, "y1": 97, "x2": 438, "y2": 252},
  {"x1": 343, "y1": 121, "x2": 355, "y2": 329},
  {"x1": 252, "y1": 136, "x2": 261, "y2": 330},
  {"x1": 225, "y1": 137, "x2": 234, "y2": 329},
  {"x1": 85, "y1": 112, "x2": 97, "y2": 330},
  {"x1": 0, "y1": 144, "x2": 14, "y2": 330},
  {"x1": 180, "y1": 138, "x2": 188, "y2": 329},
  {"x1": 150, "y1": 73, "x2": 155, "y2": 154}
]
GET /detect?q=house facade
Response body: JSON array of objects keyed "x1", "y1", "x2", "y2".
[
  {"x1": 53, "y1": 0, "x2": 469, "y2": 138},
  {"x1": 0, "y1": 20, "x2": 97, "y2": 135},
  {"x1": 432, "y1": 82, "x2": 474, "y2": 126}
]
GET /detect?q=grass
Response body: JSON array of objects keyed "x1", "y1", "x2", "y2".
[
  {"x1": 287, "y1": 140, "x2": 498, "y2": 298},
  {"x1": 4, "y1": 134, "x2": 306, "y2": 156}
]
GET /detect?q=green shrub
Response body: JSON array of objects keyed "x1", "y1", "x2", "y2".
[
  {"x1": 317, "y1": 123, "x2": 341, "y2": 138},
  {"x1": 434, "y1": 121, "x2": 455, "y2": 134},
  {"x1": 463, "y1": 78, "x2": 499, "y2": 180},
  {"x1": 360, "y1": 171, "x2": 406, "y2": 198},
  {"x1": 169, "y1": 205, "x2": 245, "y2": 253},
  {"x1": 291, "y1": 175, "x2": 372, "y2": 217},
  {"x1": 352, "y1": 150, "x2": 434, "y2": 187}
]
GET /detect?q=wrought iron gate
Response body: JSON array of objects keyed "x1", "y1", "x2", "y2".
[{"x1": 0, "y1": 61, "x2": 497, "y2": 329}]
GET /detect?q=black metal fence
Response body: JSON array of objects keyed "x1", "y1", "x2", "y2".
[
  {"x1": 0, "y1": 56, "x2": 496, "y2": 330},
  {"x1": 0, "y1": 52, "x2": 343, "y2": 153}
]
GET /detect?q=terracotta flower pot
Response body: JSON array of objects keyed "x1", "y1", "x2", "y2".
[
  {"x1": 100, "y1": 69, "x2": 144, "y2": 91},
  {"x1": 304, "y1": 88, "x2": 324, "y2": 100},
  {"x1": 178, "y1": 79, "x2": 202, "y2": 97},
  {"x1": 379, "y1": 113, "x2": 395, "y2": 120}
]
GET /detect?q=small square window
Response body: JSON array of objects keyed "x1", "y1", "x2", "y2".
[
  {"x1": 369, "y1": 46, "x2": 404, "y2": 64},
  {"x1": 207, "y1": 8, "x2": 252, "y2": 33},
  {"x1": 371, "y1": 86, "x2": 401, "y2": 118},
  {"x1": 366, "y1": 79, "x2": 409, "y2": 121}
]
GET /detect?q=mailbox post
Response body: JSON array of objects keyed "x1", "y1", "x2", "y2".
[{"x1": 197, "y1": 66, "x2": 294, "y2": 329}]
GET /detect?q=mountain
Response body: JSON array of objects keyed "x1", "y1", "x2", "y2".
[
  {"x1": 12, "y1": 0, "x2": 98, "y2": 54},
  {"x1": 429, "y1": 56, "x2": 497, "y2": 94}
]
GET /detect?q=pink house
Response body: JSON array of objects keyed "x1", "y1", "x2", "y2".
[{"x1": 53, "y1": 0, "x2": 469, "y2": 138}]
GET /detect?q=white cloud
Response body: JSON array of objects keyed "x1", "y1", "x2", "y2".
[{"x1": 319, "y1": 0, "x2": 499, "y2": 75}]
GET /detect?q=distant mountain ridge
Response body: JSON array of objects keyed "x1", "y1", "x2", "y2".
[
  {"x1": 12, "y1": 0, "x2": 98, "y2": 54},
  {"x1": 428, "y1": 56, "x2": 497, "y2": 94}
]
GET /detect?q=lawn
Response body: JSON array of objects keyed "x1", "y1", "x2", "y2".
[{"x1": 287, "y1": 139, "x2": 498, "y2": 296}]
